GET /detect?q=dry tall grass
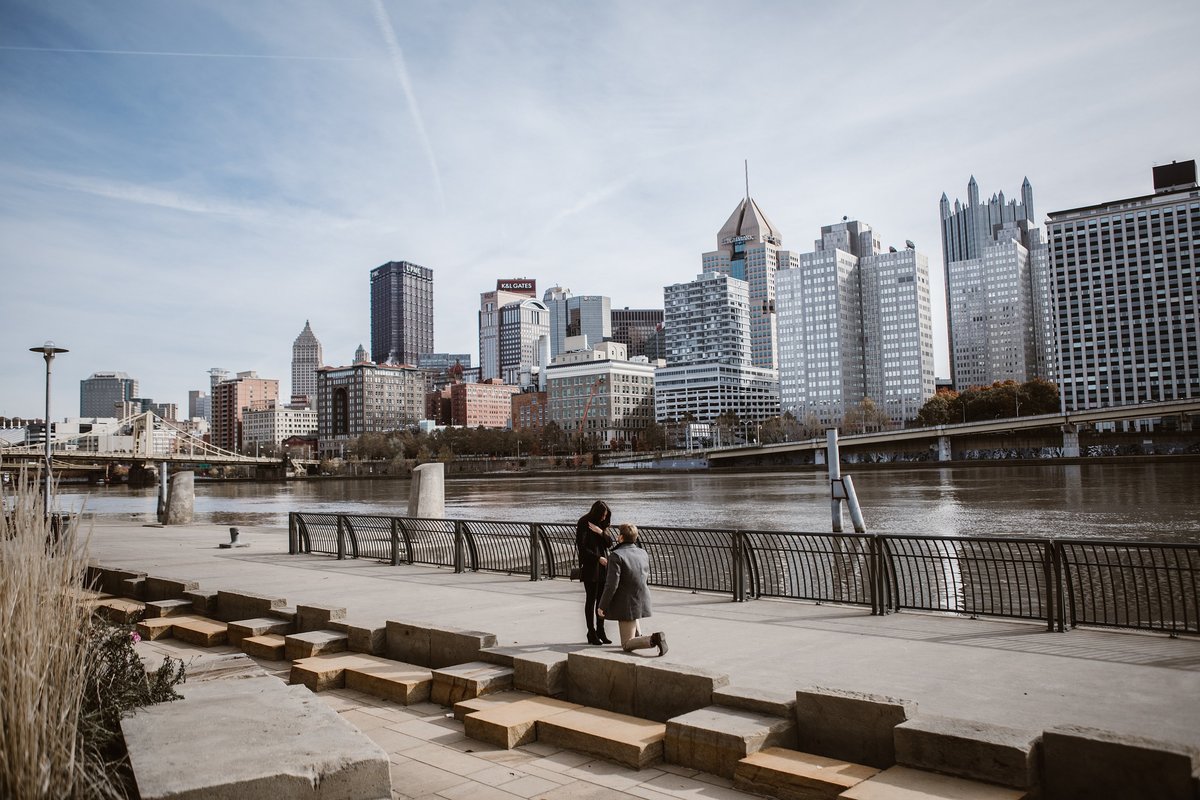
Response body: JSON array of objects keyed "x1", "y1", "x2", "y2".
[{"x1": 0, "y1": 473, "x2": 120, "y2": 799}]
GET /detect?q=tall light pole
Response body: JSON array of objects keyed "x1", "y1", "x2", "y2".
[{"x1": 30, "y1": 341, "x2": 68, "y2": 514}]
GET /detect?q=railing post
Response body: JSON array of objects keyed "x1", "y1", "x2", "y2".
[
  {"x1": 453, "y1": 521, "x2": 465, "y2": 573},
  {"x1": 732, "y1": 531, "x2": 744, "y2": 602},
  {"x1": 1043, "y1": 540, "x2": 1055, "y2": 632},
  {"x1": 390, "y1": 517, "x2": 400, "y2": 566},
  {"x1": 1054, "y1": 540, "x2": 1069, "y2": 632},
  {"x1": 336, "y1": 515, "x2": 346, "y2": 561},
  {"x1": 529, "y1": 524, "x2": 540, "y2": 581},
  {"x1": 288, "y1": 512, "x2": 297, "y2": 555}
]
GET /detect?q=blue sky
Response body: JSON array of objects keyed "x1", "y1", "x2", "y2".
[{"x1": 2, "y1": 0, "x2": 1198, "y2": 418}]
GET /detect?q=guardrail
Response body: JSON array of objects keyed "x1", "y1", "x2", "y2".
[{"x1": 288, "y1": 512, "x2": 1199, "y2": 636}]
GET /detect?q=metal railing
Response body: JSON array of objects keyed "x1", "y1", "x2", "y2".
[{"x1": 288, "y1": 512, "x2": 1200, "y2": 636}]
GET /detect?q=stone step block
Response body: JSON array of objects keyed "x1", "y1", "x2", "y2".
[
  {"x1": 215, "y1": 589, "x2": 287, "y2": 623},
  {"x1": 796, "y1": 686, "x2": 916, "y2": 769},
  {"x1": 120, "y1": 576, "x2": 145, "y2": 600},
  {"x1": 171, "y1": 616, "x2": 228, "y2": 647},
  {"x1": 143, "y1": 599, "x2": 195, "y2": 619},
  {"x1": 464, "y1": 696, "x2": 582, "y2": 749},
  {"x1": 136, "y1": 615, "x2": 192, "y2": 641},
  {"x1": 182, "y1": 589, "x2": 218, "y2": 617},
  {"x1": 329, "y1": 619, "x2": 386, "y2": 655},
  {"x1": 734, "y1": 747, "x2": 880, "y2": 800},
  {"x1": 714, "y1": 685, "x2": 798, "y2": 720},
  {"x1": 666, "y1": 705, "x2": 797, "y2": 778},
  {"x1": 242, "y1": 633, "x2": 287, "y2": 660},
  {"x1": 536, "y1": 706, "x2": 666, "y2": 770},
  {"x1": 1042, "y1": 724, "x2": 1200, "y2": 800},
  {"x1": 93, "y1": 597, "x2": 146, "y2": 623},
  {"x1": 227, "y1": 617, "x2": 293, "y2": 647},
  {"x1": 430, "y1": 661, "x2": 514, "y2": 706},
  {"x1": 285, "y1": 629, "x2": 349, "y2": 661},
  {"x1": 296, "y1": 603, "x2": 346, "y2": 633},
  {"x1": 143, "y1": 575, "x2": 199, "y2": 602},
  {"x1": 513, "y1": 650, "x2": 569, "y2": 697},
  {"x1": 452, "y1": 690, "x2": 536, "y2": 721},
  {"x1": 291, "y1": 653, "x2": 381, "y2": 693},
  {"x1": 839, "y1": 765, "x2": 1027, "y2": 799},
  {"x1": 344, "y1": 658, "x2": 433, "y2": 705},
  {"x1": 895, "y1": 715, "x2": 1041, "y2": 790}
]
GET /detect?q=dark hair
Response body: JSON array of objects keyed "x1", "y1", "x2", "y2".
[{"x1": 587, "y1": 500, "x2": 611, "y2": 526}]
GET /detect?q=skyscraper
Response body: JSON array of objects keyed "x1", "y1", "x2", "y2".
[
  {"x1": 291, "y1": 320, "x2": 323, "y2": 409},
  {"x1": 370, "y1": 261, "x2": 434, "y2": 366},
  {"x1": 479, "y1": 280, "x2": 535, "y2": 381},
  {"x1": 1046, "y1": 160, "x2": 1199, "y2": 412},
  {"x1": 79, "y1": 372, "x2": 138, "y2": 418},
  {"x1": 211, "y1": 371, "x2": 279, "y2": 453},
  {"x1": 542, "y1": 286, "x2": 612, "y2": 358},
  {"x1": 499, "y1": 298, "x2": 550, "y2": 386},
  {"x1": 940, "y1": 177, "x2": 1054, "y2": 388},
  {"x1": 611, "y1": 308, "x2": 665, "y2": 360},
  {"x1": 702, "y1": 196, "x2": 799, "y2": 369},
  {"x1": 776, "y1": 220, "x2": 935, "y2": 427}
]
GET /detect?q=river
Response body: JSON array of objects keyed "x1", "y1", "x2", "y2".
[{"x1": 55, "y1": 461, "x2": 1200, "y2": 543}]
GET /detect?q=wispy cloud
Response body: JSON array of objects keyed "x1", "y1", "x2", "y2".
[
  {"x1": 370, "y1": 0, "x2": 445, "y2": 211},
  {"x1": 0, "y1": 44, "x2": 360, "y2": 61}
]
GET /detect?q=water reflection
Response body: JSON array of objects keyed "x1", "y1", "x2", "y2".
[{"x1": 55, "y1": 462, "x2": 1200, "y2": 543}]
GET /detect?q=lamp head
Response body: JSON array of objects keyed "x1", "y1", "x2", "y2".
[{"x1": 30, "y1": 341, "x2": 69, "y2": 356}]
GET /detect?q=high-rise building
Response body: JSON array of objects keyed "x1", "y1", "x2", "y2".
[
  {"x1": 211, "y1": 371, "x2": 279, "y2": 453},
  {"x1": 547, "y1": 340, "x2": 656, "y2": 449},
  {"x1": 242, "y1": 405, "x2": 318, "y2": 450},
  {"x1": 776, "y1": 220, "x2": 936, "y2": 427},
  {"x1": 291, "y1": 320, "x2": 324, "y2": 409},
  {"x1": 702, "y1": 196, "x2": 799, "y2": 369},
  {"x1": 940, "y1": 177, "x2": 1054, "y2": 388},
  {"x1": 1046, "y1": 159, "x2": 1199, "y2": 412},
  {"x1": 611, "y1": 308, "x2": 665, "y2": 359},
  {"x1": 370, "y1": 261, "x2": 434, "y2": 366},
  {"x1": 654, "y1": 272, "x2": 779, "y2": 424},
  {"x1": 542, "y1": 286, "x2": 612, "y2": 358},
  {"x1": 479, "y1": 280, "x2": 535, "y2": 380},
  {"x1": 207, "y1": 368, "x2": 229, "y2": 425},
  {"x1": 187, "y1": 390, "x2": 209, "y2": 422},
  {"x1": 499, "y1": 298, "x2": 550, "y2": 385},
  {"x1": 450, "y1": 380, "x2": 521, "y2": 428},
  {"x1": 316, "y1": 361, "x2": 425, "y2": 457},
  {"x1": 79, "y1": 372, "x2": 138, "y2": 418}
]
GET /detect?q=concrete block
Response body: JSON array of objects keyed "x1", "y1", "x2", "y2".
[
  {"x1": 840, "y1": 765, "x2": 1026, "y2": 799},
  {"x1": 896, "y1": 715, "x2": 1042, "y2": 789},
  {"x1": 163, "y1": 471, "x2": 194, "y2": 525},
  {"x1": 428, "y1": 626, "x2": 497, "y2": 668},
  {"x1": 430, "y1": 661, "x2": 514, "y2": 706},
  {"x1": 733, "y1": 747, "x2": 880, "y2": 800},
  {"x1": 91, "y1": 565, "x2": 144, "y2": 597},
  {"x1": 1042, "y1": 724, "x2": 1200, "y2": 800},
  {"x1": 464, "y1": 696, "x2": 582, "y2": 749},
  {"x1": 714, "y1": 685, "x2": 797, "y2": 720},
  {"x1": 285, "y1": 630, "x2": 348, "y2": 661},
  {"x1": 269, "y1": 606, "x2": 297, "y2": 624},
  {"x1": 170, "y1": 617, "x2": 228, "y2": 647},
  {"x1": 143, "y1": 599, "x2": 195, "y2": 619},
  {"x1": 120, "y1": 576, "x2": 146, "y2": 600},
  {"x1": 137, "y1": 616, "x2": 188, "y2": 641},
  {"x1": 479, "y1": 645, "x2": 521, "y2": 667},
  {"x1": 537, "y1": 706, "x2": 666, "y2": 770},
  {"x1": 290, "y1": 653, "x2": 373, "y2": 693},
  {"x1": 242, "y1": 634, "x2": 287, "y2": 661},
  {"x1": 634, "y1": 660, "x2": 729, "y2": 723},
  {"x1": 665, "y1": 705, "x2": 796, "y2": 778},
  {"x1": 344, "y1": 659, "x2": 433, "y2": 705},
  {"x1": 215, "y1": 589, "x2": 287, "y2": 623},
  {"x1": 183, "y1": 653, "x2": 268, "y2": 683},
  {"x1": 94, "y1": 597, "x2": 145, "y2": 623},
  {"x1": 452, "y1": 691, "x2": 536, "y2": 721},
  {"x1": 329, "y1": 620, "x2": 385, "y2": 655},
  {"x1": 226, "y1": 617, "x2": 292, "y2": 647},
  {"x1": 513, "y1": 650, "x2": 569, "y2": 697},
  {"x1": 566, "y1": 650, "x2": 637, "y2": 715},
  {"x1": 795, "y1": 686, "x2": 916, "y2": 769},
  {"x1": 122, "y1": 676, "x2": 390, "y2": 800},
  {"x1": 385, "y1": 620, "x2": 431, "y2": 667},
  {"x1": 408, "y1": 462, "x2": 445, "y2": 518},
  {"x1": 296, "y1": 603, "x2": 346, "y2": 633},
  {"x1": 183, "y1": 589, "x2": 218, "y2": 616},
  {"x1": 143, "y1": 575, "x2": 200, "y2": 603}
]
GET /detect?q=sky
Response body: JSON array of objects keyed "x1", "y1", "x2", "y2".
[{"x1": 2, "y1": 0, "x2": 1199, "y2": 420}]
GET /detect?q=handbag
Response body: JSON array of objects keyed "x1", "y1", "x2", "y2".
[{"x1": 569, "y1": 567, "x2": 582, "y2": 581}]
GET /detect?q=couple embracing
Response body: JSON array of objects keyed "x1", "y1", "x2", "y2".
[{"x1": 574, "y1": 500, "x2": 668, "y2": 657}]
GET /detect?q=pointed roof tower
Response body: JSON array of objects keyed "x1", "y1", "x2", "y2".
[{"x1": 717, "y1": 197, "x2": 783, "y2": 247}]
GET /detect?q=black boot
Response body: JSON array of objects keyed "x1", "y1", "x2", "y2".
[
  {"x1": 596, "y1": 623, "x2": 611, "y2": 644},
  {"x1": 587, "y1": 631, "x2": 602, "y2": 645}
]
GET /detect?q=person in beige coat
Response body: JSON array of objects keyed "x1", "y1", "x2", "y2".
[{"x1": 596, "y1": 524, "x2": 667, "y2": 656}]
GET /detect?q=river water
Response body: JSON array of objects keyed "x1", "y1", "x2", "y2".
[{"x1": 57, "y1": 462, "x2": 1200, "y2": 543}]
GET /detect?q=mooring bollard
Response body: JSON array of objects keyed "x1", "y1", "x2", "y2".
[{"x1": 219, "y1": 527, "x2": 247, "y2": 549}]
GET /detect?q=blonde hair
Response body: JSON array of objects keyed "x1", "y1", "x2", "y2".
[{"x1": 618, "y1": 523, "x2": 639, "y2": 543}]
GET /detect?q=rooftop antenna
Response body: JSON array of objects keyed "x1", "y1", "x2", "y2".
[{"x1": 744, "y1": 159, "x2": 750, "y2": 201}]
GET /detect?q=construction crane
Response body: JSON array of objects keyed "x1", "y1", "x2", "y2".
[{"x1": 575, "y1": 376, "x2": 605, "y2": 466}]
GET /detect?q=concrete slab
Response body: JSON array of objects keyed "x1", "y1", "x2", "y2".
[
  {"x1": 285, "y1": 629, "x2": 348, "y2": 661},
  {"x1": 170, "y1": 616, "x2": 227, "y2": 647},
  {"x1": 344, "y1": 659, "x2": 433, "y2": 705},
  {"x1": 665, "y1": 705, "x2": 796, "y2": 778},
  {"x1": 121, "y1": 675, "x2": 391, "y2": 800},
  {"x1": 463, "y1": 696, "x2": 582, "y2": 749},
  {"x1": 733, "y1": 746, "x2": 879, "y2": 800},
  {"x1": 1042, "y1": 724, "x2": 1200, "y2": 800},
  {"x1": 513, "y1": 649, "x2": 569, "y2": 696},
  {"x1": 430, "y1": 661, "x2": 513, "y2": 706},
  {"x1": 536, "y1": 706, "x2": 666, "y2": 770},
  {"x1": 895, "y1": 715, "x2": 1041, "y2": 789},
  {"x1": 144, "y1": 575, "x2": 199, "y2": 602},
  {"x1": 227, "y1": 617, "x2": 292, "y2": 646},
  {"x1": 452, "y1": 690, "x2": 536, "y2": 721},
  {"x1": 94, "y1": 597, "x2": 145, "y2": 623},
  {"x1": 296, "y1": 603, "x2": 346, "y2": 633},
  {"x1": 290, "y1": 653, "x2": 377, "y2": 692},
  {"x1": 840, "y1": 765, "x2": 1026, "y2": 800},
  {"x1": 796, "y1": 686, "x2": 917, "y2": 769},
  {"x1": 714, "y1": 685, "x2": 798, "y2": 719},
  {"x1": 242, "y1": 633, "x2": 287, "y2": 660},
  {"x1": 634, "y1": 659, "x2": 729, "y2": 722},
  {"x1": 143, "y1": 598, "x2": 195, "y2": 619},
  {"x1": 215, "y1": 589, "x2": 287, "y2": 622}
]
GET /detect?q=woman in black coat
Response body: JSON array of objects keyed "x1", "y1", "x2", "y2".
[{"x1": 576, "y1": 500, "x2": 613, "y2": 645}]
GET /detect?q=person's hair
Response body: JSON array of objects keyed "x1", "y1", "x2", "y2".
[
  {"x1": 618, "y1": 523, "x2": 639, "y2": 543},
  {"x1": 587, "y1": 500, "x2": 611, "y2": 526}
]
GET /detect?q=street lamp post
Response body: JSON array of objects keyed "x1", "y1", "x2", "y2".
[{"x1": 30, "y1": 341, "x2": 68, "y2": 515}]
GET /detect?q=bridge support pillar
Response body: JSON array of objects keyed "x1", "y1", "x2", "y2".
[
  {"x1": 1062, "y1": 425, "x2": 1080, "y2": 458},
  {"x1": 814, "y1": 449, "x2": 825, "y2": 466},
  {"x1": 937, "y1": 435, "x2": 952, "y2": 462}
]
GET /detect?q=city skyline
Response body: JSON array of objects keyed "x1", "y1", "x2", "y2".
[{"x1": 2, "y1": 1, "x2": 1198, "y2": 417}]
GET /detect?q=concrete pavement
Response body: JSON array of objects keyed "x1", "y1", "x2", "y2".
[{"x1": 86, "y1": 520, "x2": 1200, "y2": 748}]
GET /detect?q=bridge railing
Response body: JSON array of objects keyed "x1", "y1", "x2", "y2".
[{"x1": 288, "y1": 512, "x2": 1199, "y2": 635}]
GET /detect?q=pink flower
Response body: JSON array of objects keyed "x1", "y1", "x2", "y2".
[{"x1": 130, "y1": 632, "x2": 142, "y2": 644}]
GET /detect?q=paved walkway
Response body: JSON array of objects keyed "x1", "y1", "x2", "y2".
[{"x1": 91, "y1": 520, "x2": 1200, "y2": 749}]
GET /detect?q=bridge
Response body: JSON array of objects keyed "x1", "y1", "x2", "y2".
[
  {"x1": 602, "y1": 397, "x2": 1200, "y2": 467},
  {"x1": 0, "y1": 411, "x2": 303, "y2": 473}
]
